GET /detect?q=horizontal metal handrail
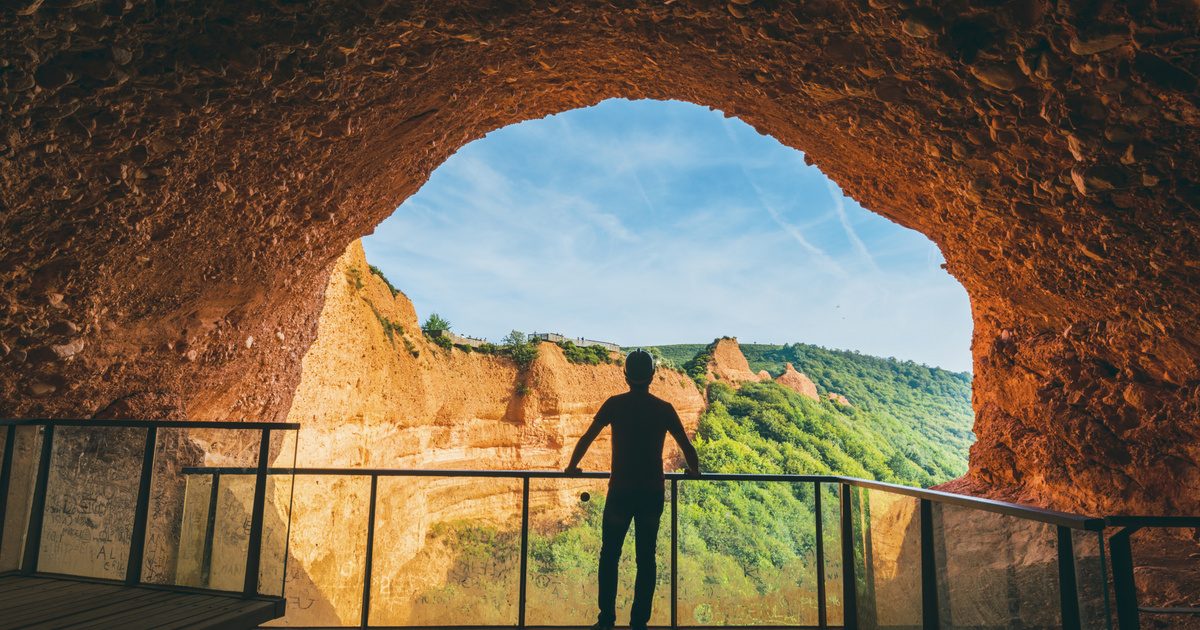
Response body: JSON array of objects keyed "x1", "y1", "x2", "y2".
[
  {"x1": 1105, "y1": 515, "x2": 1200, "y2": 528},
  {"x1": 840, "y1": 477, "x2": 1106, "y2": 530},
  {"x1": 0, "y1": 418, "x2": 301, "y2": 430},
  {"x1": 178, "y1": 466, "x2": 1103, "y2": 530}
]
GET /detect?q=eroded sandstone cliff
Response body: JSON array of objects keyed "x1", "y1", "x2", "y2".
[
  {"x1": 285, "y1": 242, "x2": 703, "y2": 470},
  {"x1": 274, "y1": 242, "x2": 703, "y2": 625},
  {"x1": 774, "y1": 362, "x2": 820, "y2": 401}
]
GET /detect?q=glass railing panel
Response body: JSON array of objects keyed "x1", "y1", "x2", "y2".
[
  {"x1": 144, "y1": 427, "x2": 265, "y2": 591},
  {"x1": 0, "y1": 425, "x2": 42, "y2": 571},
  {"x1": 820, "y1": 481, "x2": 844, "y2": 627},
  {"x1": 1073, "y1": 528, "x2": 1112, "y2": 630},
  {"x1": 525, "y1": 478, "x2": 670, "y2": 626},
  {"x1": 266, "y1": 475, "x2": 370, "y2": 627},
  {"x1": 932, "y1": 502, "x2": 1063, "y2": 629},
  {"x1": 142, "y1": 427, "x2": 209, "y2": 587},
  {"x1": 678, "y1": 479, "x2": 818, "y2": 626},
  {"x1": 851, "y1": 487, "x2": 923, "y2": 630},
  {"x1": 37, "y1": 425, "x2": 147, "y2": 580},
  {"x1": 258, "y1": 428, "x2": 298, "y2": 597},
  {"x1": 369, "y1": 475, "x2": 523, "y2": 626}
]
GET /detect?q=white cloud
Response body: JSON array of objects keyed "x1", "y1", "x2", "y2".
[{"x1": 363, "y1": 99, "x2": 973, "y2": 372}]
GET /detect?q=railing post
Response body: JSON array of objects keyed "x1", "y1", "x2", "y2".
[
  {"x1": 840, "y1": 483, "x2": 858, "y2": 630},
  {"x1": 1057, "y1": 525, "x2": 1082, "y2": 630},
  {"x1": 815, "y1": 481, "x2": 827, "y2": 629},
  {"x1": 200, "y1": 472, "x2": 220, "y2": 585},
  {"x1": 1110, "y1": 527, "x2": 1140, "y2": 630},
  {"x1": 126, "y1": 425, "x2": 158, "y2": 584},
  {"x1": 671, "y1": 477, "x2": 679, "y2": 629},
  {"x1": 360, "y1": 474, "x2": 378, "y2": 629},
  {"x1": 21, "y1": 424, "x2": 54, "y2": 574},
  {"x1": 0, "y1": 425, "x2": 16, "y2": 553},
  {"x1": 243, "y1": 428, "x2": 271, "y2": 597},
  {"x1": 920, "y1": 499, "x2": 939, "y2": 630},
  {"x1": 518, "y1": 476, "x2": 530, "y2": 628}
]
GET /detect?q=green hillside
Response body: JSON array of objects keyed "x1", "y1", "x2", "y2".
[
  {"x1": 648, "y1": 340, "x2": 974, "y2": 485},
  {"x1": 418, "y1": 340, "x2": 977, "y2": 621}
]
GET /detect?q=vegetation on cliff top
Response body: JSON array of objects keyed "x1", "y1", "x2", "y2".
[
  {"x1": 556, "y1": 340, "x2": 616, "y2": 366},
  {"x1": 368, "y1": 263, "x2": 401, "y2": 297},
  {"x1": 655, "y1": 340, "x2": 974, "y2": 474}
]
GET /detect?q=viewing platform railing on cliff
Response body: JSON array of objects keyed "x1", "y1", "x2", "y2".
[
  {"x1": 0, "y1": 418, "x2": 300, "y2": 629},
  {"x1": 174, "y1": 466, "x2": 1197, "y2": 630},
  {"x1": 1, "y1": 416, "x2": 1185, "y2": 630}
]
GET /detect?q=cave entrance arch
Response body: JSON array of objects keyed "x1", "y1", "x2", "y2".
[
  {"x1": 3, "y1": 2, "x2": 1197, "y2": 516},
  {"x1": 362, "y1": 97, "x2": 974, "y2": 376}
]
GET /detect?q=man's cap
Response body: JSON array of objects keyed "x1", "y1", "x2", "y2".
[{"x1": 625, "y1": 349, "x2": 656, "y2": 386}]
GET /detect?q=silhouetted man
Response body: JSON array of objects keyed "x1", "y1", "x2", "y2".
[{"x1": 565, "y1": 349, "x2": 700, "y2": 630}]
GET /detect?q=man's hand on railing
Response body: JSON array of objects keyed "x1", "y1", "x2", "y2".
[
  {"x1": 564, "y1": 464, "x2": 582, "y2": 475},
  {"x1": 685, "y1": 466, "x2": 701, "y2": 478}
]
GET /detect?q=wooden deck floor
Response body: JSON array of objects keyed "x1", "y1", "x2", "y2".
[{"x1": 0, "y1": 574, "x2": 284, "y2": 629}]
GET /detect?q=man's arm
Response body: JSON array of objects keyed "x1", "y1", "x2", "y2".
[
  {"x1": 667, "y1": 408, "x2": 700, "y2": 476},
  {"x1": 565, "y1": 416, "x2": 606, "y2": 474}
]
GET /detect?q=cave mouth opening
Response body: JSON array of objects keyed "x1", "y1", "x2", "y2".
[
  {"x1": 362, "y1": 98, "x2": 973, "y2": 374},
  {"x1": 294, "y1": 97, "x2": 979, "y2": 489}
]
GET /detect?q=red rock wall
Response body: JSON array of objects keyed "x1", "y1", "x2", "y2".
[
  {"x1": 274, "y1": 242, "x2": 703, "y2": 625},
  {"x1": 2, "y1": 1, "x2": 1198, "y2": 516}
]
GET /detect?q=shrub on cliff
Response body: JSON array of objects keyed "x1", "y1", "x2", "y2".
[
  {"x1": 502, "y1": 330, "x2": 539, "y2": 369},
  {"x1": 368, "y1": 264, "x2": 400, "y2": 297},
  {"x1": 557, "y1": 341, "x2": 613, "y2": 365},
  {"x1": 681, "y1": 339, "x2": 719, "y2": 388},
  {"x1": 345, "y1": 267, "x2": 364, "y2": 290},
  {"x1": 422, "y1": 313, "x2": 452, "y2": 335},
  {"x1": 643, "y1": 346, "x2": 682, "y2": 373}
]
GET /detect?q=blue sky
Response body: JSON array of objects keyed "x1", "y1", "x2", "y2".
[{"x1": 363, "y1": 99, "x2": 973, "y2": 372}]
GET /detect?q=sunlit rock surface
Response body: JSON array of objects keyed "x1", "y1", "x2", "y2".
[
  {"x1": 274, "y1": 242, "x2": 702, "y2": 624},
  {"x1": 705, "y1": 337, "x2": 767, "y2": 385},
  {"x1": 775, "y1": 362, "x2": 820, "y2": 401},
  {"x1": 1, "y1": 0, "x2": 1198, "y2": 520}
]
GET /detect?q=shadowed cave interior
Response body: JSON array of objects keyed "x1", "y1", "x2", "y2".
[{"x1": 1, "y1": 0, "x2": 1200, "y2": 626}]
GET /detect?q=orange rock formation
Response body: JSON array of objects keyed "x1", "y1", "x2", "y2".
[
  {"x1": 276, "y1": 243, "x2": 704, "y2": 624},
  {"x1": 2, "y1": 1, "x2": 1198, "y2": 519},
  {"x1": 705, "y1": 338, "x2": 766, "y2": 385},
  {"x1": 286, "y1": 242, "x2": 704, "y2": 471},
  {"x1": 775, "y1": 363, "x2": 820, "y2": 401}
]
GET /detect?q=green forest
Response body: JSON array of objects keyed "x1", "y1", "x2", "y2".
[
  {"x1": 655, "y1": 340, "x2": 974, "y2": 484},
  {"x1": 408, "y1": 340, "x2": 975, "y2": 624}
]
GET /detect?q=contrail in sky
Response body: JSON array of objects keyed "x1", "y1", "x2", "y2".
[{"x1": 825, "y1": 179, "x2": 879, "y2": 272}]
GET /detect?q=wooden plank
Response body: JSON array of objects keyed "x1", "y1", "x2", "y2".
[
  {"x1": 166, "y1": 598, "x2": 281, "y2": 630},
  {"x1": 0, "y1": 576, "x2": 284, "y2": 630},
  {"x1": 0, "y1": 577, "x2": 77, "y2": 601},
  {"x1": 0, "y1": 583, "x2": 131, "y2": 628},
  {"x1": 0, "y1": 581, "x2": 119, "y2": 625},
  {"x1": 150, "y1": 597, "x2": 267, "y2": 630},
  {"x1": 0, "y1": 574, "x2": 32, "y2": 588},
  {"x1": 77, "y1": 591, "x2": 243, "y2": 629},
  {"x1": 20, "y1": 587, "x2": 169, "y2": 629},
  {"x1": 0, "y1": 576, "x2": 84, "y2": 597}
]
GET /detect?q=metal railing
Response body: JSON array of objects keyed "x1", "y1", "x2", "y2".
[
  {"x1": 1, "y1": 420, "x2": 1192, "y2": 629},
  {"x1": 179, "y1": 467, "x2": 1142, "y2": 629},
  {"x1": 1105, "y1": 515, "x2": 1200, "y2": 630},
  {"x1": 0, "y1": 418, "x2": 300, "y2": 603}
]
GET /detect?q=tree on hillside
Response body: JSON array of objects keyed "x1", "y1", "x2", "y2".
[
  {"x1": 422, "y1": 313, "x2": 452, "y2": 335},
  {"x1": 503, "y1": 330, "x2": 539, "y2": 368}
]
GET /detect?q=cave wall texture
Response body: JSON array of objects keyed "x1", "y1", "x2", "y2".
[{"x1": 1, "y1": 0, "x2": 1198, "y2": 516}]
